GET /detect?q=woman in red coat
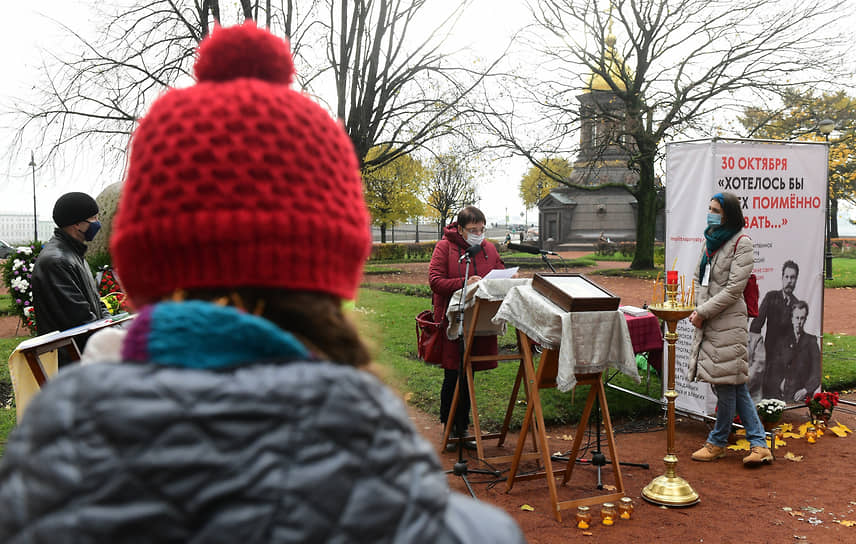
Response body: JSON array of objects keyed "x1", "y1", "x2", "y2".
[{"x1": 429, "y1": 206, "x2": 505, "y2": 449}]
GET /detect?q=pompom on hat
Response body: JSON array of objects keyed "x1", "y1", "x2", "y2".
[
  {"x1": 53, "y1": 192, "x2": 99, "y2": 228},
  {"x1": 112, "y1": 22, "x2": 370, "y2": 307}
]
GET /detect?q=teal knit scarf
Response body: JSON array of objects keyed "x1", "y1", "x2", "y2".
[
  {"x1": 699, "y1": 226, "x2": 740, "y2": 282},
  {"x1": 121, "y1": 300, "x2": 311, "y2": 369}
]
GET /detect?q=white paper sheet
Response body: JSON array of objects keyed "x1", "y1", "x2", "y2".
[{"x1": 483, "y1": 266, "x2": 519, "y2": 280}]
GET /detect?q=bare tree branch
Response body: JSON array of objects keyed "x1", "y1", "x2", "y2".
[{"x1": 481, "y1": 0, "x2": 850, "y2": 268}]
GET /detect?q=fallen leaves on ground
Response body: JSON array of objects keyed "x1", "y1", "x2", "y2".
[
  {"x1": 784, "y1": 452, "x2": 803, "y2": 462},
  {"x1": 766, "y1": 436, "x2": 786, "y2": 448},
  {"x1": 520, "y1": 504, "x2": 535, "y2": 512},
  {"x1": 828, "y1": 422, "x2": 852, "y2": 437},
  {"x1": 727, "y1": 438, "x2": 750, "y2": 451}
]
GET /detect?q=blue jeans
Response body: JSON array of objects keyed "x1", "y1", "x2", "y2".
[{"x1": 708, "y1": 383, "x2": 766, "y2": 448}]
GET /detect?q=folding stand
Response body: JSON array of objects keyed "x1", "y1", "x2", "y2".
[
  {"x1": 505, "y1": 333, "x2": 625, "y2": 522},
  {"x1": 441, "y1": 297, "x2": 542, "y2": 466}
]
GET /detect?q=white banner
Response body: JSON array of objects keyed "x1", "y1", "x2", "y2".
[{"x1": 664, "y1": 139, "x2": 827, "y2": 416}]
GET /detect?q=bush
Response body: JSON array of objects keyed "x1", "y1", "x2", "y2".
[
  {"x1": 1, "y1": 241, "x2": 45, "y2": 335},
  {"x1": 831, "y1": 238, "x2": 856, "y2": 259},
  {"x1": 86, "y1": 251, "x2": 113, "y2": 275},
  {"x1": 654, "y1": 244, "x2": 665, "y2": 266},
  {"x1": 369, "y1": 241, "x2": 505, "y2": 262},
  {"x1": 370, "y1": 241, "x2": 437, "y2": 262}
]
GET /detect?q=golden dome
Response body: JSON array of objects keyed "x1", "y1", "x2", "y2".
[{"x1": 586, "y1": 24, "x2": 628, "y2": 92}]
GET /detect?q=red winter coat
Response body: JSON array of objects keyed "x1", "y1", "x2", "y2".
[{"x1": 428, "y1": 223, "x2": 505, "y2": 371}]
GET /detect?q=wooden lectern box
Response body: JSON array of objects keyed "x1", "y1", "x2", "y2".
[{"x1": 531, "y1": 273, "x2": 620, "y2": 312}]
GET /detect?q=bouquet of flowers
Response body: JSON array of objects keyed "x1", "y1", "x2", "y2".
[
  {"x1": 1, "y1": 242, "x2": 44, "y2": 335},
  {"x1": 97, "y1": 266, "x2": 130, "y2": 315},
  {"x1": 756, "y1": 398, "x2": 786, "y2": 424},
  {"x1": 804, "y1": 391, "x2": 839, "y2": 422}
]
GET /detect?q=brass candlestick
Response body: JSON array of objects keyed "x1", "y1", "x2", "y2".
[{"x1": 642, "y1": 282, "x2": 700, "y2": 507}]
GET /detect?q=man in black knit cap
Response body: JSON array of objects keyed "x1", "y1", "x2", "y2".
[{"x1": 32, "y1": 192, "x2": 110, "y2": 366}]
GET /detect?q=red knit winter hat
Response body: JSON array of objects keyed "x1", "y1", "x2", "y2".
[{"x1": 112, "y1": 22, "x2": 370, "y2": 306}]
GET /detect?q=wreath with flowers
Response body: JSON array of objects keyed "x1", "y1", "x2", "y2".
[
  {"x1": 1, "y1": 242, "x2": 44, "y2": 335},
  {"x1": 97, "y1": 266, "x2": 131, "y2": 315}
]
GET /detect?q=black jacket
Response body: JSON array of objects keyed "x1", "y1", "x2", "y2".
[{"x1": 31, "y1": 229, "x2": 109, "y2": 335}]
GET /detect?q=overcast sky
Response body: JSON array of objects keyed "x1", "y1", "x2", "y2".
[{"x1": 2, "y1": 2, "x2": 853, "y2": 229}]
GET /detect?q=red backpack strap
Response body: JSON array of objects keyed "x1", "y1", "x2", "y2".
[{"x1": 733, "y1": 234, "x2": 751, "y2": 255}]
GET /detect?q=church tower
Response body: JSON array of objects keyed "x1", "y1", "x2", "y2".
[
  {"x1": 568, "y1": 23, "x2": 638, "y2": 187},
  {"x1": 538, "y1": 21, "x2": 648, "y2": 249}
]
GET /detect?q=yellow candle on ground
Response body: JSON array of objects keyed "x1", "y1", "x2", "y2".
[
  {"x1": 603, "y1": 518, "x2": 614, "y2": 526},
  {"x1": 620, "y1": 512, "x2": 631, "y2": 520},
  {"x1": 577, "y1": 521, "x2": 589, "y2": 529}
]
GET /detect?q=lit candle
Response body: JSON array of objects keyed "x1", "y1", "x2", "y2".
[
  {"x1": 667, "y1": 270, "x2": 678, "y2": 285},
  {"x1": 618, "y1": 497, "x2": 634, "y2": 520},
  {"x1": 601, "y1": 502, "x2": 616, "y2": 526},
  {"x1": 576, "y1": 506, "x2": 592, "y2": 529}
]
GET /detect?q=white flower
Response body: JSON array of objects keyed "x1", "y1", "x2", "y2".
[
  {"x1": 10, "y1": 277, "x2": 29, "y2": 292},
  {"x1": 16, "y1": 247, "x2": 32, "y2": 255},
  {"x1": 12, "y1": 259, "x2": 25, "y2": 270},
  {"x1": 756, "y1": 399, "x2": 785, "y2": 418}
]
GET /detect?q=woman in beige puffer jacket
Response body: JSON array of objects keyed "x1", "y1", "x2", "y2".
[{"x1": 688, "y1": 192, "x2": 772, "y2": 466}]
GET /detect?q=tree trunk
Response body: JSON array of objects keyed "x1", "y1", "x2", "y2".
[
  {"x1": 415, "y1": 219, "x2": 420, "y2": 243},
  {"x1": 630, "y1": 159, "x2": 658, "y2": 270},
  {"x1": 380, "y1": 222, "x2": 387, "y2": 244}
]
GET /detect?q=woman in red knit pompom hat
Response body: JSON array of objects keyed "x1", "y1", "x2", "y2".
[
  {"x1": 0, "y1": 21, "x2": 525, "y2": 544},
  {"x1": 112, "y1": 21, "x2": 369, "y2": 306}
]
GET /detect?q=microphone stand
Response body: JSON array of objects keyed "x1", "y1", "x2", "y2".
[
  {"x1": 540, "y1": 253, "x2": 557, "y2": 272},
  {"x1": 552, "y1": 373, "x2": 649, "y2": 484},
  {"x1": 446, "y1": 247, "x2": 500, "y2": 498}
]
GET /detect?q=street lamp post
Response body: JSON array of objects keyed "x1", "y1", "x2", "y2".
[
  {"x1": 28, "y1": 151, "x2": 38, "y2": 242},
  {"x1": 819, "y1": 119, "x2": 834, "y2": 280}
]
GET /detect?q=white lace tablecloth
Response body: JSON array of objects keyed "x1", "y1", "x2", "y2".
[
  {"x1": 446, "y1": 278, "x2": 531, "y2": 340},
  {"x1": 491, "y1": 284, "x2": 639, "y2": 392}
]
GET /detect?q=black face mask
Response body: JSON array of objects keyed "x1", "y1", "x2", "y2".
[{"x1": 80, "y1": 220, "x2": 102, "y2": 241}]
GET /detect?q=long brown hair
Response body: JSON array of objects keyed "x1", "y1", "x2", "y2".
[{"x1": 180, "y1": 287, "x2": 372, "y2": 367}]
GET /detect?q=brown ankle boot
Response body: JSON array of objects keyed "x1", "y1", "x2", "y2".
[
  {"x1": 743, "y1": 446, "x2": 773, "y2": 465},
  {"x1": 691, "y1": 442, "x2": 727, "y2": 462}
]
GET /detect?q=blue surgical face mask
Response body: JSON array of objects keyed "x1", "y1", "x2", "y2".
[
  {"x1": 82, "y1": 220, "x2": 102, "y2": 241},
  {"x1": 706, "y1": 213, "x2": 722, "y2": 227}
]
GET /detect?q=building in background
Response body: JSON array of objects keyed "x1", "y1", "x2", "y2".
[
  {"x1": 538, "y1": 30, "x2": 663, "y2": 249},
  {"x1": 0, "y1": 213, "x2": 54, "y2": 244}
]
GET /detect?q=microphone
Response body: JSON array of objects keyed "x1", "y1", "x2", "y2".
[
  {"x1": 458, "y1": 244, "x2": 482, "y2": 262},
  {"x1": 507, "y1": 242, "x2": 558, "y2": 256}
]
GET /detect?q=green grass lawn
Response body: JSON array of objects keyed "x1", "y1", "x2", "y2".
[
  {"x1": 0, "y1": 294, "x2": 14, "y2": 317},
  {"x1": 824, "y1": 257, "x2": 856, "y2": 288},
  {"x1": 0, "y1": 337, "x2": 25, "y2": 455}
]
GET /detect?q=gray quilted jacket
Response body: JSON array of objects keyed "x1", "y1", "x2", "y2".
[
  {"x1": 0, "y1": 361, "x2": 525, "y2": 543},
  {"x1": 689, "y1": 231, "x2": 753, "y2": 385}
]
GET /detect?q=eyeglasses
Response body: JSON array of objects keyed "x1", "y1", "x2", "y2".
[{"x1": 464, "y1": 227, "x2": 485, "y2": 235}]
